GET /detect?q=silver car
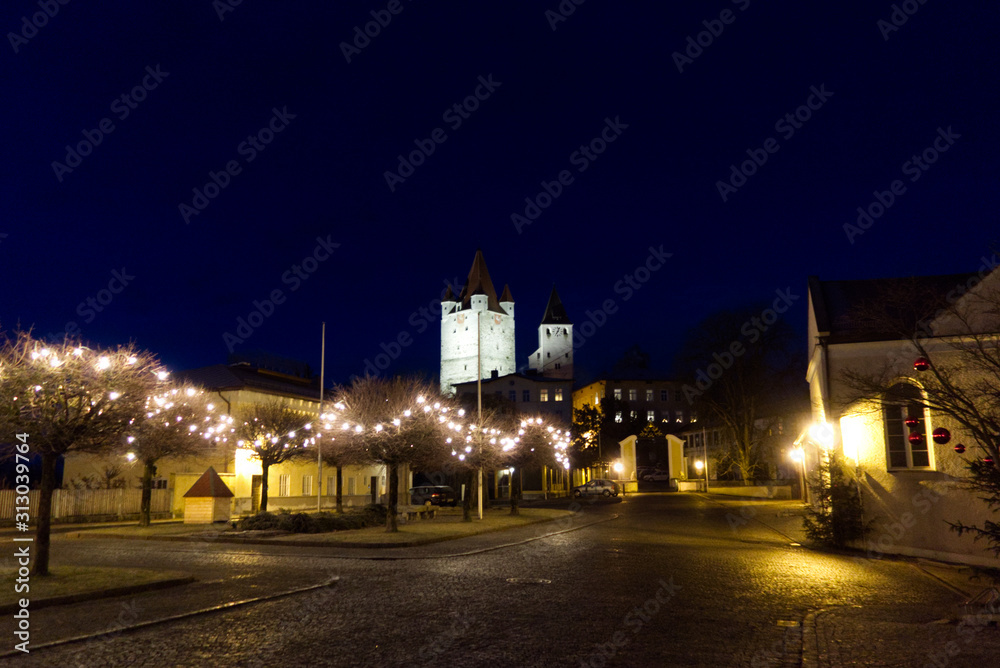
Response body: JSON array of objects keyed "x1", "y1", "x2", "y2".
[{"x1": 571, "y1": 478, "x2": 619, "y2": 498}]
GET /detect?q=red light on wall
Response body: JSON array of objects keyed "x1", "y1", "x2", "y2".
[
  {"x1": 932, "y1": 428, "x2": 951, "y2": 445},
  {"x1": 913, "y1": 357, "x2": 930, "y2": 371},
  {"x1": 954, "y1": 443, "x2": 966, "y2": 454}
]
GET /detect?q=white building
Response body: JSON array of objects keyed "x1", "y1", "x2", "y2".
[
  {"x1": 807, "y1": 268, "x2": 1000, "y2": 566},
  {"x1": 529, "y1": 287, "x2": 574, "y2": 380},
  {"x1": 440, "y1": 250, "x2": 516, "y2": 395}
]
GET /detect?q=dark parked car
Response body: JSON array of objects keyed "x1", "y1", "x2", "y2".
[{"x1": 409, "y1": 485, "x2": 458, "y2": 506}]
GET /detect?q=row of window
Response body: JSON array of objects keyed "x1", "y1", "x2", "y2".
[
  {"x1": 612, "y1": 388, "x2": 683, "y2": 403},
  {"x1": 497, "y1": 388, "x2": 565, "y2": 402},
  {"x1": 613, "y1": 409, "x2": 695, "y2": 424}
]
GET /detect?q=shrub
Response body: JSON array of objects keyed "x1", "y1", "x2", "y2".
[{"x1": 803, "y1": 451, "x2": 869, "y2": 548}]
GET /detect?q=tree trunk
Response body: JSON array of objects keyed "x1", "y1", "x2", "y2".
[
  {"x1": 335, "y1": 465, "x2": 343, "y2": 514},
  {"x1": 32, "y1": 453, "x2": 58, "y2": 577},
  {"x1": 260, "y1": 462, "x2": 270, "y2": 513},
  {"x1": 510, "y1": 466, "x2": 520, "y2": 516},
  {"x1": 462, "y1": 469, "x2": 475, "y2": 521},
  {"x1": 385, "y1": 463, "x2": 399, "y2": 532},
  {"x1": 139, "y1": 460, "x2": 155, "y2": 527}
]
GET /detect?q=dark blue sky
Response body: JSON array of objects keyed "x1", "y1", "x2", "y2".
[{"x1": 4, "y1": 2, "x2": 998, "y2": 385}]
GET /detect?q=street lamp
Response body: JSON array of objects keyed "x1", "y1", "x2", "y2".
[{"x1": 694, "y1": 459, "x2": 707, "y2": 492}]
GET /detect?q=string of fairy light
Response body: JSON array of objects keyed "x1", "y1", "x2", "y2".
[{"x1": 22, "y1": 345, "x2": 570, "y2": 467}]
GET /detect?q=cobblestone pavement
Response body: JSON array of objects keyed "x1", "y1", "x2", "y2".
[{"x1": 6, "y1": 494, "x2": 1000, "y2": 667}]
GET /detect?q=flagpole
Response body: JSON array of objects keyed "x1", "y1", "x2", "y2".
[{"x1": 318, "y1": 321, "x2": 325, "y2": 512}]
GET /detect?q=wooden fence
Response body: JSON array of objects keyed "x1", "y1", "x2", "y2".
[{"x1": 0, "y1": 488, "x2": 172, "y2": 522}]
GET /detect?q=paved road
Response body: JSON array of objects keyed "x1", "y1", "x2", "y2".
[{"x1": 8, "y1": 494, "x2": 1000, "y2": 667}]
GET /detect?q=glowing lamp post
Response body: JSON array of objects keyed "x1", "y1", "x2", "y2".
[{"x1": 694, "y1": 459, "x2": 707, "y2": 492}]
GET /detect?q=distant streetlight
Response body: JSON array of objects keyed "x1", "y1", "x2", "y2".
[{"x1": 694, "y1": 459, "x2": 707, "y2": 492}]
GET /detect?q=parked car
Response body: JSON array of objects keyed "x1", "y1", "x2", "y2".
[
  {"x1": 409, "y1": 485, "x2": 457, "y2": 506},
  {"x1": 642, "y1": 470, "x2": 671, "y2": 482},
  {"x1": 571, "y1": 478, "x2": 619, "y2": 498}
]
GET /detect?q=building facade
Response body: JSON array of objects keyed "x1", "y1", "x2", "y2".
[{"x1": 807, "y1": 269, "x2": 1000, "y2": 566}]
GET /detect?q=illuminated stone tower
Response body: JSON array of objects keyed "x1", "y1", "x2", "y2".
[
  {"x1": 529, "y1": 286, "x2": 573, "y2": 380},
  {"x1": 440, "y1": 250, "x2": 516, "y2": 394}
]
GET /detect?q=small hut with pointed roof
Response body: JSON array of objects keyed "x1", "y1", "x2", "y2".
[{"x1": 182, "y1": 467, "x2": 234, "y2": 523}]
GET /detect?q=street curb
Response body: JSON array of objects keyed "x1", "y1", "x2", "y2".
[
  {"x1": 69, "y1": 512, "x2": 574, "y2": 549},
  {"x1": 0, "y1": 576, "x2": 195, "y2": 616},
  {"x1": 0, "y1": 578, "x2": 339, "y2": 659}
]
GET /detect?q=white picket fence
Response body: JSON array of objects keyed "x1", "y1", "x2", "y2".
[{"x1": 0, "y1": 488, "x2": 172, "y2": 521}]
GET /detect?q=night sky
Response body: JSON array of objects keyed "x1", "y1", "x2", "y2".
[{"x1": 4, "y1": 2, "x2": 998, "y2": 386}]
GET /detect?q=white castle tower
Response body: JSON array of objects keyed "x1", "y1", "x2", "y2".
[
  {"x1": 528, "y1": 286, "x2": 573, "y2": 379},
  {"x1": 440, "y1": 250, "x2": 516, "y2": 395}
]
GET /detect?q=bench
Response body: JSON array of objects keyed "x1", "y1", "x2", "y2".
[{"x1": 398, "y1": 504, "x2": 437, "y2": 521}]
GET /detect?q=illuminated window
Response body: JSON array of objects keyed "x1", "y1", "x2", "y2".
[
  {"x1": 630, "y1": 410, "x2": 637, "y2": 420},
  {"x1": 278, "y1": 474, "x2": 290, "y2": 497},
  {"x1": 555, "y1": 388, "x2": 564, "y2": 401},
  {"x1": 629, "y1": 389, "x2": 637, "y2": 401},
  {"x1": 540, "y1": 389, "x2": 549, "y2": 402},
  {"x1": 615, "y1": 411, "x2": 622, "y2": 423},
  {"x1": 646, "y1": 389, "x2": 653, "y2": 401},
  {"x1": 647, "y1": 410, "x2": 655, "y2": 422},
  {"x1": 675, "y1": 411, "x2": 683, "y2": 423},
  {"x1": 613, "y1": 388, "x2": 621, "y2": 400},
  {"x1": 326, "y1": 476, "x2": 336, "y2": 496},
  {"x1": 302, "y1": 475, "x2": 313, "y2": 496},
  {"x1": 883, "y1": 383, "x2": 932, "y2": 469}
]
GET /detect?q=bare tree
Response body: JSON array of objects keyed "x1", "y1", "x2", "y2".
[
  {"x1": 126, "y1": 382, "x2": 232, "y2": 525},
  {"x1": 501, "y1": 417, "x2": 569, "y2": 515},
  {"x1": 234, "y1": 400, "x2": 314, "y2": 513},
  {"x1": 327, "y1": 376, "x2": 457, "y2": 532},
  {"x1": 676, "y1": 309, "x2": 804, "y2": 483},
  {"x1": 0, "y1": 332, "x2": 163, "y2": 576}
]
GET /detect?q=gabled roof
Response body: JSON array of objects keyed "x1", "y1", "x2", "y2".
[
  {"x1": 809, "y1": 273, "x2": 981, "y2": 343},
  {"x1": 459, "y1": 250, "x2": 506, "y2": 314},
  {"x1": 540, "y1": 286, "x2": 571, "y2": 325},
  {"x1": 183, "y1": 467, "x2": 234, "y2": 498},
  {"x1": 176, "y1": 363, "x2": 322, "y2": 401}
]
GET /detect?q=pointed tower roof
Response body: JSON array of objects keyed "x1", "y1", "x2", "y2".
[
  {"x1": 443, "y1": 284, "x2": 455, "y2": 301},
  {"x1": 540, "y1": 286, "x2": 571, "y2": 325},
  {"x1": 499, "y1": 284, "x2": 513, "y2": 303},
  {"x1": 461, "y1": 250, "x2": 505, "y2": 314},
  {"x1": 183, "y1": 467, "x2": 235, "y2": 498}
]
